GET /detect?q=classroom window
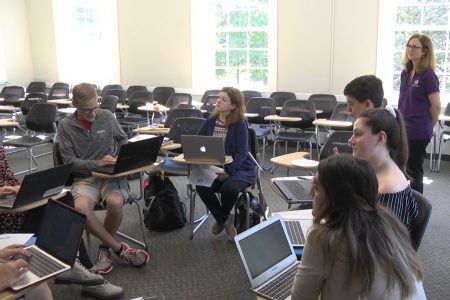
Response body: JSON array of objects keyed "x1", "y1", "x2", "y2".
[
  {"x1": 53, "y1": 0, "x2": 119, "y2": 86},
  {"x1": 191, "y1": 0, "x2": 276, "y2": 91}
]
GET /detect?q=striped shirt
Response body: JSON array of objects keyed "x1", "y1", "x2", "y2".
[{"x1": 378, "y1": 185, "x2": 419, "y2": 231}]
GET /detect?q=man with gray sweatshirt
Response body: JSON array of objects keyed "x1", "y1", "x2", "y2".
[{"x1": 58, "y1": 83, "x2": 149, "y2": 275}]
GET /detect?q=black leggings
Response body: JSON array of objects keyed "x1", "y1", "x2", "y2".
[
  {"x1": 196, "y1": 179, "x2": 249, "y2": 224},
  {"x1": 406, "y1": 139, "x2": 428, "y2": 194}
]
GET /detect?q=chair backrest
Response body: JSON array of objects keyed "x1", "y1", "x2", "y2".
[
  {"x1": 48, "y1": 86, "x2": 70, "y2": 100},
  {"x1": 246, "y1": 97, "x2": 276, "y2": 124},
  {"x1": 1, "y1": 86, "x2": 25, "y2": 105},
  {"x1": 164, "y1": 108, "x2": 203, "y2": 128},
  {"x1": 242, "y1": 90, "x2": 262, "y2": 104},
  {"x1": 410, "y1": 190, "x2": 432, "y2": 251},
  {"x1": 279, "y1": 100, "x2": 316, "y2": 129},
  {"x1": 127, "y1": 98, "x2": 148, "y2": 115},
  {"x1": 168, "y1": 117, "x2": 205, "y2": 142},
  {"x1": 201, "y1": 95, "x2": 218, "y2": 113},
  {"x1": 53, "y1": 141, "x2": 74, "y2": 185},
  {"x1": 318, "y1": 131, "x2": 353, "y2": 160},
  {"x1": 25, "y1": 103, "x2": 57, "y2": 133},
  {"x1": 52, "y1": 82, "x2": 70, "y2": 89},
  {"x1": 21, "y1": 92, "x2": 48, "y2": 115},
  {"x1": 165, "y1": 93, "x2": 192, "y2": 109},
  {"x1": 26, "y1": 81, "x2": 46, "y2": 94},
  {"x1": 102, "y1": 89, "x2": 126, "y2": 104},
  {"x1": 308, "y1": 94, "x2": 337, "y2": 119},
  {"x1": 200, "y1": 89, "x2": 221, "y2": 105},
  {"x1": 125, "y1": 85, "x2": 147, "y2": 99},
  {"x1": 269, "y1": 91, "x2": 296, "y2": 107},
  {"x1": 330, "y1": 103, "x2": 352, "y2": 121},
  {"x1": 100, "y1": 95, "x2": 119, "y2": 113},
  {"x1": 152, "y1": 86, "x2": 175, "y2": 105},
  {"x1": 101, "y1": 84, "x2": 123, "y2": 98},
  {"x1": 247, "y1": 127, "x2": 259, "y2": 162},
  {"x1": 129, "y1": 91, "x2": 153, "y2": 103}
]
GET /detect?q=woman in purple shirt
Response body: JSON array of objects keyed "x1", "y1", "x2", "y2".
[{"x1": 399, "y1": 33, "x2": 441, "y2": 193}]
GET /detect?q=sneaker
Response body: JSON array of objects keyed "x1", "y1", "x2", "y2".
[
  {"x1": 55, "y1": 259, "x2": 104, "y2": 286},
  {"x1": 119, "y1": 242, "x2": 149, "y2": 267},
  {"x1": 224, "y1": 214, "x2": 237, "y2": 241},
  {"x1": 81, "y1": 280, "x2": 124, "y2": 299},
  {"x1": 96, "y1": 247, "x2": 113, "y2": 274},
  {"x1": 212, "y1": 220, "x2": 225, "y2": 235}
]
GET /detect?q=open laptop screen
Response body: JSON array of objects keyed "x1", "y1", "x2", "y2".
[{"x1": 239, "y1": 219, "x2": 293, "y2": 279}]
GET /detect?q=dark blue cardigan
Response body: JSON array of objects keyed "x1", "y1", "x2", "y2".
[{"x1": 198, "y1": 117, "x2": 257, "y2": 185}]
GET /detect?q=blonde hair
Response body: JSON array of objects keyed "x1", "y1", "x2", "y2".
[
  {"x1": 72, "y1": 83, "x2": 98, "y2": 105},
  {"x1": 212, "y1": 87, "x2": 245, "y2": 127},
  {"x1": 403, "y1": 33, "x2": 436, "y2": 73}
]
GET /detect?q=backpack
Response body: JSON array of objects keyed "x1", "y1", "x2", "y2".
[
  {"x1": 234, "y1": 191, "x2": 266, "y2": 234},
  {"x1": 143, "y1": 173, "x2": 187, "y2": 231}
]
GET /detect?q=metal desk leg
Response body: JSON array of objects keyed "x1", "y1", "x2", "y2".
[{"x1": 186, "y1": 164, "x2": 209, "y2": 239}]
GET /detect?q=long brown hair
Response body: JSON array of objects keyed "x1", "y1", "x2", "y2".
[
  {"x1": 403, "y1": 33, "x2": 436, "y2": 73},
  {"x1": 212, "y1": 87, "x2": 245, "y2": 127},
  {"x1": 310, "y1": 155, "x2": 423, "y2": 297}
]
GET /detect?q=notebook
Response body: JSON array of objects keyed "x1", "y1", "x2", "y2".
[
  {"x1": 0, "y1": 163, "x2": 73, "y2": 209},
  {"x1": 94, "y1": 135, "x2": 164, "y2": 175},
  {"x1": 10, "y1": 199, "x2": 86, "y2": 291},
  {"x1": 180, "y1": 135, "x2": 226, "y2": 163},
  {"x1": 234, "y1": 215, "x2": 299, "y2": 300},
  {"x1": 272, "y1": 176, "x2": 313, "y2": 201}
]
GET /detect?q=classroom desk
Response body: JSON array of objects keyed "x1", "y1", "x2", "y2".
[
  {"x1": 137, "y1": 104, "x2": 170, "y2": 126},
  {"x1": 270, "y1": 151, "x2": 318, "y2": 176},
  {"x1": 0, "y1": 105, "x2": 21, "y2": 112},
  {"x1": 133, "y1": 126, "x2": 170, "y2": 135},
  {"x1": 57, "y1": 107, "x2": 76, "y2": 114},
  {"x1": 244, "y1": 113, "x2": 259, "y2": 118},
  {"x1": 0, "y1": 118, "x2": 19, "y2": 128},
  {"x1": 48, "y1": 99, "x2": 72, "y2": 106},
  {"x1": 173, "y1": 153, "x2": 233, "y2": 239},
  {"x1": 264, "y1": 115, "x2": 302, "y2": 122}
]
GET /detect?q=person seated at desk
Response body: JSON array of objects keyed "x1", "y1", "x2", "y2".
[
  {"x1": 291, "y1": 154, "x2": 426, "y2": 300},
  {"x1": 58, "y1": 83, "x2": 149, "y2": 274},
  {"x1": 349, "y1": 107, "x2": 419, "y2": 231},
  {"x1": 196, "y1": 87, "x2": 257, "y2": 241},
  {"x1": 344, "y1": 75, "x2": 384, "y2": 120},
  {"x1": 0, "y1": 245, "x2": 52, "y2": 299},
  {"x1": 0, "y1": 146, "x2": 123, "y2": 299}
]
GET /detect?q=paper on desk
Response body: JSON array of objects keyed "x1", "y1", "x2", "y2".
[
  {"x1": 128, "y1": 134, "x2": 157, "y2": 143},
  {"x1": 0, "y1": 233, "x2": 34, "y2": 249},
  {"x1": 187, "y1": 165, "x2": 224, "y2": 187}
]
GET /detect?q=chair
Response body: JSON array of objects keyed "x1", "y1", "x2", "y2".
[
  {"x1": 272, "y1": 100, "x2": 317, "y2": 159},
  {"x1": 0, "y1": 86, "x2": 25, "y2": 107},
  {"x1": 48, "y1": 85, "x2": 70, "y2": 100},
  {"x1": 242, "y1": 90, "x2": 262, "y2": 104},
  {"x1": 102, "y1": 89, "x2": 126, "y2": 104},
  {"x1": 436, "y1": 102, "x2": 450, "y2": 172},
  {"x1": 20, "y1": 92, "x2": 48, "y2": 116},
  {"x1": 3, "y1": 103, "x2": 57, "y2": 175},
  {"x1": 246, "y1": 97, "x2": 276, "y2": 167},
  {"x1": 99, "y1": 95, "x2": 119, "y2": 113},
  {"x1": 410, "y1": 190, "x2": 432, "y2": 251},
  {"x1": 269, "y1": 91, "x2": 296, "y2": 109},
  {"x1": 152, "y1": 87, "x2": 175, "y2": 106},
  {"x1": 100, "y1": 84, "x2": 123, "y2": 98},
  {"x1": 318, "y1": 131, "x2": 353, "y2": 160},
  {"x1": 200, "y1": 95, "x2": 218, "y2": 117},
  {"x1": 26, "y1": 81, "x2": 46, "y2": 94},
  {"x1": 165, "y1": 93, "x2": 192, "y2": 109},
  {"x1": 51, "y1": 82, "x2": 70, "y2": 89},
  {"x1": 164, "y1": 108, "x2": 203, "y2": 129},
  {"x1": 118, "y1": 98, "x2": 150, "y2": 135},
  {"x1": 125, "y1": 85, "x2": 147, "y2": 100},
  {"x1": 308, "y1": 94, "x2": 337, "y2": 119},
  {"x1": 328, "y1": 103, "x2": 353, "y2": 130},
  {"x1": 199, "y1": 89, "x2": 220, "y2": 105}
]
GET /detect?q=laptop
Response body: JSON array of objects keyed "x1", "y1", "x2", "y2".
[
  {"x1": 0, "y1": 163, "x2": 73, "y2": 209},
  {"x1": 11, "y1": 199, "x2": 86, "y2": 291},
  {"x1": 271, "y1": 177, "x2": 313, "y2": 202},
  {"x1": 235, "y1": 215, "x2": 299, "y2": 300},
  {"x1": 94, "y1": 135, "x2": 164, "y2": 175},
  {"x1": 180, "y1": 135, "x2": 226, "y2": 163}
]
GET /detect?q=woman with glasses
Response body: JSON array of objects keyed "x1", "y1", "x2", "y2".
[
  {"x1": 399, "y1": 33, "x2": 441, "y2": 194},
  {"x1": 291, "y1": 154, "x2": 426, "y2": 300}
]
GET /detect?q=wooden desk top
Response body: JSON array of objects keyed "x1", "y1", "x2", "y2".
[
  {"x1": 439, "y1": 114, "x2": 450, "y2": 122},
  {"x1": 244, "y1": 113, "x2": 259, "y2": 118},
  {"x1": 0, "y1": 119, "x2": 18, "y2": 128},
  {"x1": 137, "y1": 104, "x2": 170, "y2": 112},
  {"x1": 173, "y1": 154, "x2": 233, "y2": 165},
  {"x1": 133, "y1": 126, "x2": 170, "y2": 135},
  {"x1": 161, "y1": 142, "x2": 181, "y2": 151},
  {"x1": 264, "y1": 115, "x2": 302, "y2": 122},
  {"x1": 0, "y1": 105, "x2": 21, "y2": 112},
  {"x1": 270, "y1": 152, "x2": 319, "y2": 171},
  {"x1": 48, "y1": 99, "x2": 72, "y2": 105},
  {"x1": 0, "y1": 191, "x2": 69, "y2": 214},
  {"x1": 312, "y1": 118, "x2": 353, "y2": 127},
  {"x1": 57, "y1": 107, "x2": 76, "y2": 114},
  {"x1": 92, "y1": 164, "x2": 157, "y2": 179},
  {"x1": 116, "y1": 103, "x2": 129, "y2": 110}
]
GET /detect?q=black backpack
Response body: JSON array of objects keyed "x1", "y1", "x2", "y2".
[
  {"x1": 143, "y1": 173, "x2": 187, "y2": 231},
  {"x1": 234, "y1": 191, "x2": 266, "y2": 234}
]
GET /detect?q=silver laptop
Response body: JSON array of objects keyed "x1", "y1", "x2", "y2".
[
  {"x1": 180, "y1": 135, "x2": 226, "y2": 163},
  {"x1": 234, "y1": 215, "x2": 299, "y2": 300},
  {"x1": 0, "y1": 163, "x2": 72, "y2": 209},
  {"x1": 272, "y1": 177, "x2": 312, "y2": 202},
  {"x1": 11, "y1": 199, "x2": 86, "y2": 291}
]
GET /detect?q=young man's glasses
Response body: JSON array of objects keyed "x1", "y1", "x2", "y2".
[
  {"x1": 79, "y1": 105, "x2": 100, "y2": 115},
  {"x1": 406, "y1": 44, "x2": 423, "y2": 50}
]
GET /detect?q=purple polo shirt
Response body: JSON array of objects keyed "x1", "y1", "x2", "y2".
[{"x1": 398, "y1": 68, "x2": 440, "y2": 141}]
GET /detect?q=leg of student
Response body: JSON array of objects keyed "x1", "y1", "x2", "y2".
[
  {"x1": 407, "y1": 139, "x2": 428, "y2": 194},
  {"x1": 102, "y1": 192, "x2": 124, "y2": 239},
  {"x1": 196, "y1": 180, "x2": 226, "y2": 223},
  {"x1": 25, "y1": 282, "x2": 53, "y2": 300},
  {"x1": 219, "y1": 179, "x2": 250, "y2": 214}
]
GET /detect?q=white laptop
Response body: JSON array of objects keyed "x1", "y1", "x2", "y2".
[
  {"x1": 180, "y1": 135, "x2": 227, "y2": 163},
  {"x1": 234, "y1": 215, "x2": 299, "y2": 300},
  {"x1": 273, "y1": 210, "x2": 314, "y2": 248},
  {"x1": 11, "y1": 199, "x2": 86, "y2": 291}
]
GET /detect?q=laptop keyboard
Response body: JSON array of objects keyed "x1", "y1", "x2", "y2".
[
  {"x1": 284, "y1": 220, "x2": 305, "y2": 246},
  {"x1": 258, "y1": 263, "x2": 298, "y2": 300},
  {"x1": 274, "y1": 180, "x2": 312, "y2": 200},
  {"x1": 28, "y1": 247, "x2": 66, "y2": 278}
]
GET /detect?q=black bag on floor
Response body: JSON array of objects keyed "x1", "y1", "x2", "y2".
[
  {"x1": 234, "y1": 191, "x2": 265, "y2": 234},
  {"x1": 143, "y1": 173, "x2": 187, "y2": 231}
]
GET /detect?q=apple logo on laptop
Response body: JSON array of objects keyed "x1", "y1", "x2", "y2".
[{"x1": 200, "y1": 146, "x2": 206, "y2": 152}]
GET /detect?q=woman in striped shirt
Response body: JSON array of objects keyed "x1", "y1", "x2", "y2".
[{"x1": 348, "y1": 106, "x2": 419, "y2": 231}]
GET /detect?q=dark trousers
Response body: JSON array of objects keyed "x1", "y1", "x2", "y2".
[
  {"x1": 407, "y1": 139, "x2": 429, "y2": 194},
  {"x1": 196, "y1": 179, "x2": 249, "y2": 224}
]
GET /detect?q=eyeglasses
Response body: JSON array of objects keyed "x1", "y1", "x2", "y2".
[
  {"x1": 79, "y1": 105, "x2": 100, "y2": 115},
  {"x1": 406, "y1": 44, "x2": 423, "y2": 50}
]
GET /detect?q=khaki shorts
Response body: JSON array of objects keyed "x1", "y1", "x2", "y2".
[{"x1": 72, "y1": 176, "x2": 130, "y2": 208}]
